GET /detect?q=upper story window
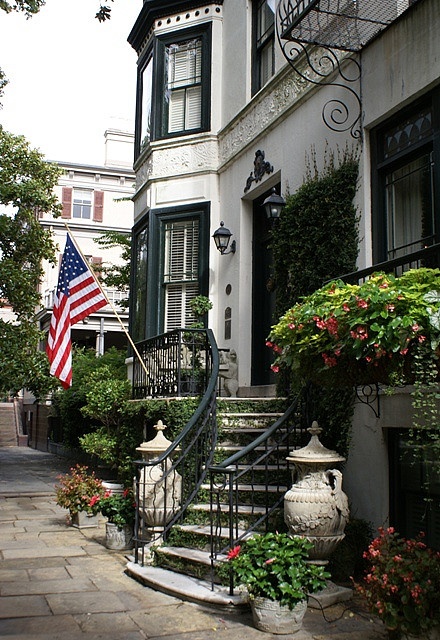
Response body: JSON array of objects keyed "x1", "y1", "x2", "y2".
[
  {"x1": 253, "y1": 0, "x2": 275, "y2": 95},
  {"x1": 371, "y1": 92, "x2": 439, "y2": 264},
  {"x1": 139, "y1": 54, "x2": 153, "y2": 153},
  {"x1": 61, "y1": 187, "x2": 104, "y2": 222},
  {"x1": 72, "y1": 189, "x2": 92, "y2": 219},
  {"x1": 135, "y1": 24, "x2": 211, "y2": 155}
]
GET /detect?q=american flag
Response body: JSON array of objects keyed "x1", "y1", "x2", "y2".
[{"x1": 46, "y1": 233, "x2": 107, "y2": 388}]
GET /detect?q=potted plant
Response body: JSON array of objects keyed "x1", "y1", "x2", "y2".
[
  {"x1": 355, "y1": 527, "x2": 440, "y2": 639},
  {"x1": 267, "y1": 268, "x2": 440, "y2": 388},
  {"x1": 55, "y1": 464, "x2": 105, "y2": 528},
  {"x1": 226, "y1": 532, "x2": 329, "y2": 634},
  {"x1": 100, "y1": 487, "x2": 135, "y2": 550}
]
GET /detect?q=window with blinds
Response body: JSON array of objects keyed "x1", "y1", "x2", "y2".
[
  {"x1": 253, "y1": 0, "x2": 275, "y2": 94},
  {"x1": 165, "y1": 38, "x2": 202, "y2": 134},
  {"x1": 163, "y1": 219, "x2": 199, "y2": 331}
]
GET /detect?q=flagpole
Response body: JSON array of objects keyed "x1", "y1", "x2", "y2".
[{"x1": 60, "y1": 222, "x2": 150, "y2": 379}]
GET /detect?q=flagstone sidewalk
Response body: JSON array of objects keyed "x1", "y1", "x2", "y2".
[{"x1": 0, "y1": 446, "x2": 387, "y2": 639}]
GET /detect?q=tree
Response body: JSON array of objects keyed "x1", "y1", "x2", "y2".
[
  {"x1": 94, "y1": 230, "x2": 130, "y2": 310},
  {"x1": 0, "y1": 0, "x2": 113, "y2": 20},
  {"x1": 0, "y1": 126, "x2": 61, "y2": 396}
]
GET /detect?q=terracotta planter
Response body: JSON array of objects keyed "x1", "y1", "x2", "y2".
[
  {"x1": 105, "y1": 522, "x2": 133, "y2": 550},
  {"x1": 71, "y1": 511, "x2": 99, "y2": 529},
  {"x1": 250, "y1": 597, "x2": 307, "y2": 634}
]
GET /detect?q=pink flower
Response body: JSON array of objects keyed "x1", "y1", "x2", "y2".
[
  {"x1": 271, "y1": 364, "x2": 279, "y2": 373},
  {"x1": 357, "y1": 298, "x2": 368, "y2": 309},
  {"x1": 343, "y1": 304, "x2": 350, "y2": 312},
  {"x1": 322, "y1": 353, "x2": 337, "y2": 368},
  {"x1": 265, "y1": 558, "x2": 276, "y2": 565}
]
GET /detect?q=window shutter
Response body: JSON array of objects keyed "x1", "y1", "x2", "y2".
[
  {"x1": 169, "y1": 90, "x2": 185, "y2": 132},
  {"x1": 186, "y1": 87, "x2": 202, "y2": 130},
  {"x1": 93, "y1": 191, "x2": 104, "y2": 222},
  {"x1": 61, "y1": 187, "x2": 72, "y2": 219},
  {"x1": 163, "y1": 219, "x2": 199, "y2": 331}
]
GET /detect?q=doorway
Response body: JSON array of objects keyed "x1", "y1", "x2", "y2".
[{"x1": 251, "y1": 187, "x2": 279, "y2": 386}]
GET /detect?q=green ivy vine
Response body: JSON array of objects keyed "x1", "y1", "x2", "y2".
[{"x1": 271, "y1": 146, "x2": 360, "y2": 456}]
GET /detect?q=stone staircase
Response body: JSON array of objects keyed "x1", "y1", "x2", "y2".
[
  {"x1": 126, "y1": 397, "x2": 294, "y2": 607},
  {"x1": 0, "y1": 403, "x2": 17, "y2": 447}
]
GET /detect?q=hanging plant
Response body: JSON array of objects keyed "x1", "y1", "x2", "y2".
[{"x1": 267, "y1": 268, "x2": 440, "y2": 388}]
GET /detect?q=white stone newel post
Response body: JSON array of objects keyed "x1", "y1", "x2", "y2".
[{"x1": 136, "y1": 420, "x2": 182, "y2": 536}]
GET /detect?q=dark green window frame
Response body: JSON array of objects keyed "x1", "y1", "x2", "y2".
[
  {"x1": 135, "y1": 23, "x2": 211, "y2": 157},
  {"x1": 252, "y1": 0, "x2": 275, "y2": 96},
  {"x1": 130, "y1": 204, "x2": 210, "y2": 339},
  {"x1": 371, "y1": 89, "x2": 440, "y2": 264}
]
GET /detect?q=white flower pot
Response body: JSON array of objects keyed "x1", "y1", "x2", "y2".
[
  {"x1": 71, "y1": 511, "x2": 99, "y2": 529},
  {"x1": 250, "y1": 596, "x2": 307, "y2": 634},
  {"x1": 105, "y1": 522, "x2": 133, "y2": 550}
]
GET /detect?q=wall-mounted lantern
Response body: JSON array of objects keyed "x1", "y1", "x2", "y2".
[
  {"x1": 263, "y1": 187, "x2": 286, "y2": 221},
  {"x1": 212, "y1": 221, "x2": 236, "y2": 255}
]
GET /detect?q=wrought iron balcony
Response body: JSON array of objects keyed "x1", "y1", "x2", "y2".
[
  {"x1": 278, "y1": 0, "x2": 422, "y2": 53},
  {"x1": 337, "y1": 242, "x2": 440, "y2": 285}
]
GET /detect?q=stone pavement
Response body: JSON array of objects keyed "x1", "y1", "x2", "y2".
[{"x1": 0, "y1": 446, "x2": 388, "y2": 640}]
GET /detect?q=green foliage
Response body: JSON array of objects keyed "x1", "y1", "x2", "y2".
[
  {"x1": 271, "y1": 149, "x2": 359, "y2": 314},
  {"x1": 0, "y1": 0, "x2": 44, "y2": 17},
  {"x1": 327, "y1": 518, "x2": 373, "y2": 584},
  {"x1": 79, "y1": 428, "x2": 117, "y2": 467},
  {"x1": 80, "y1": 366, "x2": 131, "y2": 429},
  {"x1": 100, "y1": 488, "x2": 135, "y2": 527},
  {"x1": 268, "y1": 269, "x2": 440, "y2": 387},
  {"x1": 93, "y1": 230, "x2": 131, "y2": 310},
  {"x1": 0, "y1": 126, "x2": 62, "y2": 396},
  {"x1": 270, "y1": 149, "x2": 359, "y2": 455},
  {"x1": 225, "y1": 533, "x2": 329, "y2": 609},
  {"x1": 189, "y1": 295, "x2": 213, "y2": 319},
  {"x1": 355, "y1": 527, "x2": 440, "y2": 637},
  {"x1": 55, "y1": 464, "x2": 105, "y2": 515},
  {"x1": 51, "y1": 347, "x2": 127, "y2": 449}
]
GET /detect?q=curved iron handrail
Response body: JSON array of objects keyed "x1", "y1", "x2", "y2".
[
  {"x1": 208, "y1": 394, "x2": 305, "y2": 593},
  {"x1": 133, "y1": 328, "x2": 219, "y2": 565}
]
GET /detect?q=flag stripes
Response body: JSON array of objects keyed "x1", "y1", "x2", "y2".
[{"x1": 46, "y1": 233, "x2": 107, "y2": 388}]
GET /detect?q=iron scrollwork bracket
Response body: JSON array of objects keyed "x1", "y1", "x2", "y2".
[
  {"x1": 355, "y1": 383, "x2": 380, "y2": 418},
  {"x1": 276, "y1": 1, "x2": 362, "y2": 141}
]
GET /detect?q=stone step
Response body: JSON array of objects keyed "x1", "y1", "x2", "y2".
[
  {"x1": 175, "y1": 523, "x2": 251, "y2": 541},
  {"x1": 192, "y1": 502, "x2": 268, "y2": 516},
  {"x1": 203, "y1": 483, "x2": 287, "y2": 493},
  {"x1": 126, "y1": 561, "x2": 247, "y2": 608}
]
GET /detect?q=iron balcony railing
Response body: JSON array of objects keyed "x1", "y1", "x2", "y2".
[
  {"x1": 338, "y1": 242, "x2": 440, "y2": 285},
  {"x1": 132, "y1": 328, "x2": 214, "y2": 399},
  {"x1": 133, "y1": 328, "x2": 219, "y2": 565},
  {"x1": 278, "y1": 0, "x2": 422, "y2": 52},
  {"x1": 208, "y1": 394, "x2": 307, "y2": 594}
]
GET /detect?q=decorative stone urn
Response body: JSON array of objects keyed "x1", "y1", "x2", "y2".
[
  {"x1": 136, "y1": 420, "x2": 182, "y2": 531},
  {"x1": 250, "y1": 597, "x2": 307, "y2": 635},
  {"x1": 284, "y1": 421, "x2": 349, "y2": 563}
]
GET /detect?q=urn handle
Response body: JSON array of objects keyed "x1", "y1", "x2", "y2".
[{"x1": 326, "y1": 469, "x2": 349, "y2": 516}]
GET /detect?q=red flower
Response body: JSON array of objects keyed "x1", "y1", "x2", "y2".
[
  {"x1": 88, "y1": 494, "x2": 101, "y2": 507},
  {"x1": 227, "y1": 545, "x2": 241, "y2": 560}
]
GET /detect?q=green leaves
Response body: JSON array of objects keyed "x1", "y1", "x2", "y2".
[
  {"x1": 227, "y1": 532, "x2": 329, "y2": 609},
  {"x1": 0, "y1": 127, "x2": 62, "y2": 395}
]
